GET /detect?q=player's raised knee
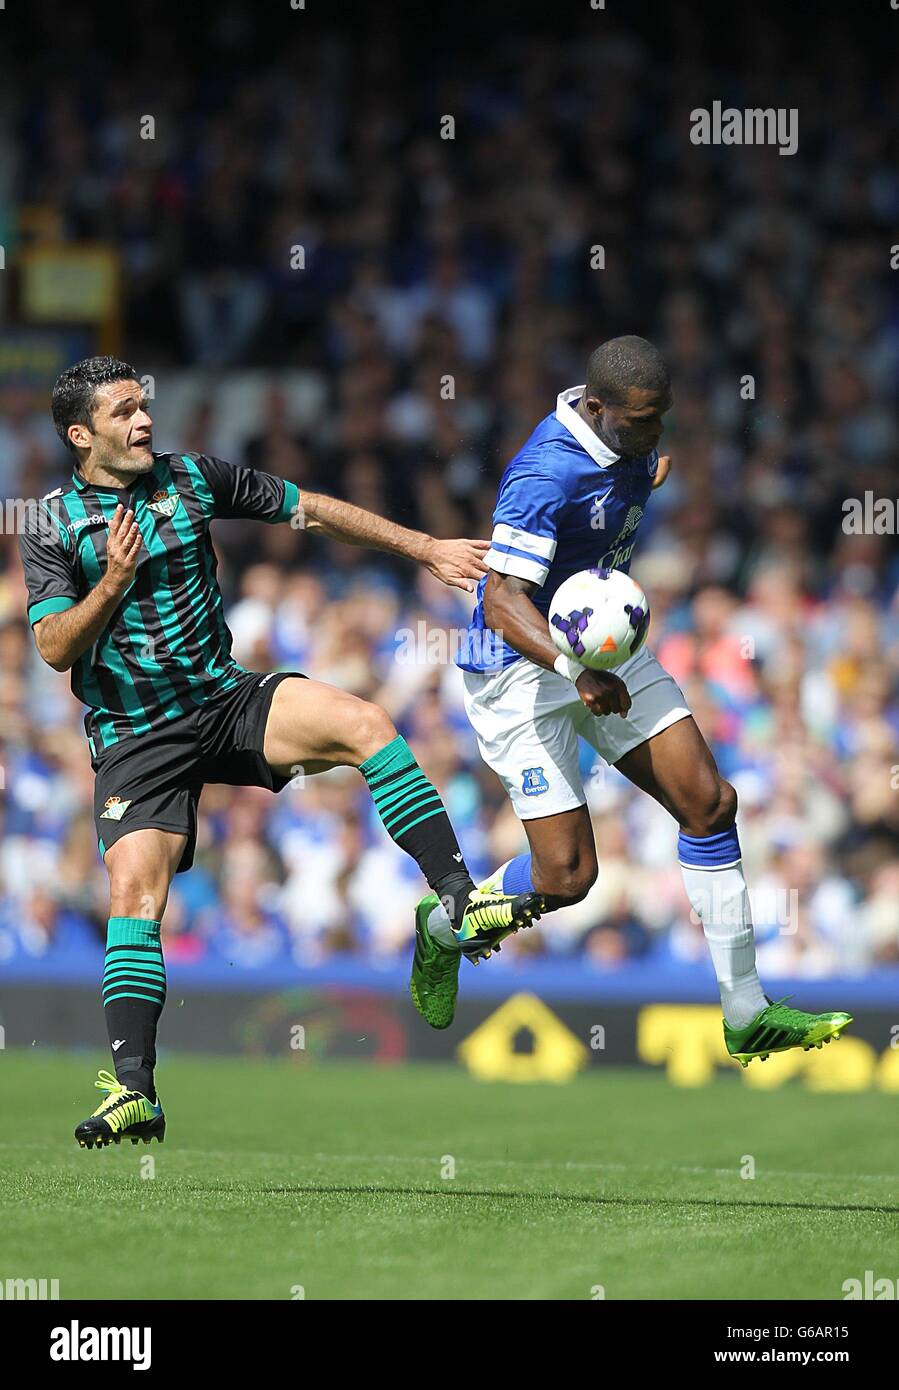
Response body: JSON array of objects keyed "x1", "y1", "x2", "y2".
[
  {"x1": 346, "y1": 698, "x2": 398, "y2": 765},
  {"x1": 559, "y1": 860, "x2": 598, "y2": 904},
  {"x1": 684, "y1": 775, "x2": 737, "y2": 836},
  {"x1": 534, "y1": 854, "x2": 598, "y2": 905},
  {"x1": 108, "y1": 868, "x2": 164, "y2": 919},
  {"x1": 717, "y1": 778, "x2": 738, "y2": 825}
]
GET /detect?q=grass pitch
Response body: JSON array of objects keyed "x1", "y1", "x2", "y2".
[{"x1": 1, "y1": 1048, "x2": 896, "y2": 1300}]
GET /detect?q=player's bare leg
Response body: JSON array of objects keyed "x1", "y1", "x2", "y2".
[
  {"x1": 76, "y1": 828, "x2": 184, "y2": 1149},
  {"x1": 266, "y1": 678, "x2": 480, "y2": 924},
  {"x1": 470, "y1": 805, "x2": 598, "y2": 918},
  {"x1": 263, "y1": 678, "x2": 539, "y2": 936},
  {"x1": 521, "y1": 805, "x2": 598, "y2": 908},
  {"x1": 263, "y1": 675, "x2": 403, "y2": 772},
  {"x1": 611, "y1": 714, "x2": 729, "y2": 834},
  {"x1": 105, "y1": 827, "x2": 186, "y2": 922}
]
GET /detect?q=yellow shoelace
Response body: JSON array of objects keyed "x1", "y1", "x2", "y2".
[
  {"x1": 90, "y1": 1070, "x2": 150, "y2": 1132},
  {"x1": 92, "y1": 1069, "x2": 128, "y2": 1113}
]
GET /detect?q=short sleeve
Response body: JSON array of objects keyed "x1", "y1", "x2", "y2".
[
  {"x1": 485, "y1": 461, "x2": 566, "y2": 588},
  {"x1": 19, "y1": 497, "x2": 79, "y2": 626},
  {"x1": 192, "y1": 454, "x2": 300, "y2": 524}
]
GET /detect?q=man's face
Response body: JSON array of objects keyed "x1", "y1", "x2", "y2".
[
  {"x1": 70, "y1": 378, "x2": 155, "y2": 476},
  {"x1": 584, "y1": 384, "x2": 672, "y2": 456}
]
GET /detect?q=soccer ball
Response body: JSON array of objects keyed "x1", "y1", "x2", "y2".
[{"x1": 548, "y1": 567, "x2": 650, "y2": 671}]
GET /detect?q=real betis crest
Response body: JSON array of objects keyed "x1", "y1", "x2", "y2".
[
  {"x1": 100, "y1": 796, "x2": 133, "y2": 821},
  {"x1": 148, "y1": 489, "x2": 180, "y2": 518}
]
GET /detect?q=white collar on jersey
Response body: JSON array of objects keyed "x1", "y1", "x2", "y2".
[{"x1": 555, "y1": 385, "x2": 620, "y2": 468}]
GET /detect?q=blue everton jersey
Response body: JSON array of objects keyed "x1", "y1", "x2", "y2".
[{"x1": 458, "y1": 386, "x2": 658, "y2": 673}]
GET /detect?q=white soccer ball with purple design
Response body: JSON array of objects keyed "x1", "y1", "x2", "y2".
[{"x1": 548, "y1": 567, "x2": 650, "y2": 672}]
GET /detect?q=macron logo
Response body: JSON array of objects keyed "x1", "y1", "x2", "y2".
[
  {"x1": 50, "y1": 1322, "x2": 151, "y2": 1371},
  {"x1": 112, "y1": 1040, "x2": 126, "y2": 1051},
  {"x1": 67, "y1": 514, "x2": 108, "y2": 534}
]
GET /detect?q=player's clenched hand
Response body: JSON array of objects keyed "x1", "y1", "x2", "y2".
[
  {"x1": 424, "y1": 537, "x2": 490, "y2": 592},
  {"x1": 575, "y1": 668, "x2": 632, "y2": 717},
  {"x1": 104, "y1": 504, "x2": 143, "y2": 594}
]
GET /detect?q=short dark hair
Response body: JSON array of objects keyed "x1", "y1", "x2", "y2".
[
  {"x1": 51, "y1": 356, "x2": 138, "y2": 455},
  {"x1": 586, "y1": 336, "x2": 670, "y2": 405}
]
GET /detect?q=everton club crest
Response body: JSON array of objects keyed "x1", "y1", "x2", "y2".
[{"x1": 522, "y1": 767, "x2": 549, "y2": 796}]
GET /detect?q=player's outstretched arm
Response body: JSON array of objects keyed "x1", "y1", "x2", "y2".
[
  {"x1": 32, "y1": 504, "x2": 142, "y2": 671},
  {"x1": 482, "y1": 570, "x2": 631, "y2": 717},
  {"x1": 298, "y1": 490, "x2": 489, "y2": 592}
]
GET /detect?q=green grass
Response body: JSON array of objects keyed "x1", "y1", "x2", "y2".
[{"x1": 1, "y1": 1048, "x2": 896, "y2": 1300}]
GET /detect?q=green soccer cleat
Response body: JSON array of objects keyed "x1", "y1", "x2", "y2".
[
  {"x1": 74, "y1": 1069, "x2": 166, "y2": 1149},
  {"x1": 410, "y1": 893, "x2": 462, "y2": 1030},
  {"x1": 723, "y1": 998, "x2": 853, "y2": 1068},
  {"x1": 409, "y1": 888, "x2": 545, "y2": 1029}
]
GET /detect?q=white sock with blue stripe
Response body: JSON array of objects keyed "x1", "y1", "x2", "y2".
[{"x1": 678, "y1": 826, "x2": 767, "y2": 1030}]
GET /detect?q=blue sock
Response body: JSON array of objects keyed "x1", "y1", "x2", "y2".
[
  {"x1": 677, "y1": 824, "x2": 742, "y2": 868},
  {"x1": 502, "y1": 853, "x2": 535, "y2": 895}
]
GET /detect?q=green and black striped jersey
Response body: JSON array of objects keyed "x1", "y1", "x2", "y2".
[{"x1": 19, "y1": 451, "x2": 300, "y2": 754}]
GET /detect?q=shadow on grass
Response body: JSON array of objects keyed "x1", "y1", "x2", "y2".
[{"x1": 244, "y1": 1185, "x2": 898, "y2": 1215}]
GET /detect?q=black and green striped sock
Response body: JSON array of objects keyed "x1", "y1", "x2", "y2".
[
  {"x1": 103, "y1": 916, "x2": 167, "y2": 1102},
  {"x1": 360, "y1": 735, "x2": 474, "y2": 928}
]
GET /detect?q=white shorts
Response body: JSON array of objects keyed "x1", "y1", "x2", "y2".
[{"x1": 462, "y1": 646, "x2": 691, "y2": 820}]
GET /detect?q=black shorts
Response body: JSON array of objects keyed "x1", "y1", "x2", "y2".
[{"x1": 91, "y1": 670, "x2": 306, "y2": 874}]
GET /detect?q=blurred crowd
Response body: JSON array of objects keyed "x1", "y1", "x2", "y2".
[{"x1": 1, "y1": 3, "x2": 898, "y2": 980}]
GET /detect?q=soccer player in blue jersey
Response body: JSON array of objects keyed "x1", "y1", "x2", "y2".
[{"x1": 410, "y1": 335, "x2": 852, "y2": 1065}]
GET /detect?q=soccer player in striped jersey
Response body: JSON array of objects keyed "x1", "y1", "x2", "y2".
[
  {"x1": 19, "y1": 356, "x2": 541, "y2": 1147},
  {"x1": 409, "y1": 336, "x2": 851, "y2": 1066}
]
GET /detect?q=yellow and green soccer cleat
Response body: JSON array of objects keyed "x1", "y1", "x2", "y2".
[
  {"x1": 454, "y1": 885, "x2": 544, "y2": 962},
  {"x1": 410, "y1": 888, "x2": 544, "y2": 1030},
  {"x1": 74, "y1": 1069, "x2": 166, "y2": 1149},
  {"x1": 724, "y1": 998, "x2": 853, "y2": 1068}
]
